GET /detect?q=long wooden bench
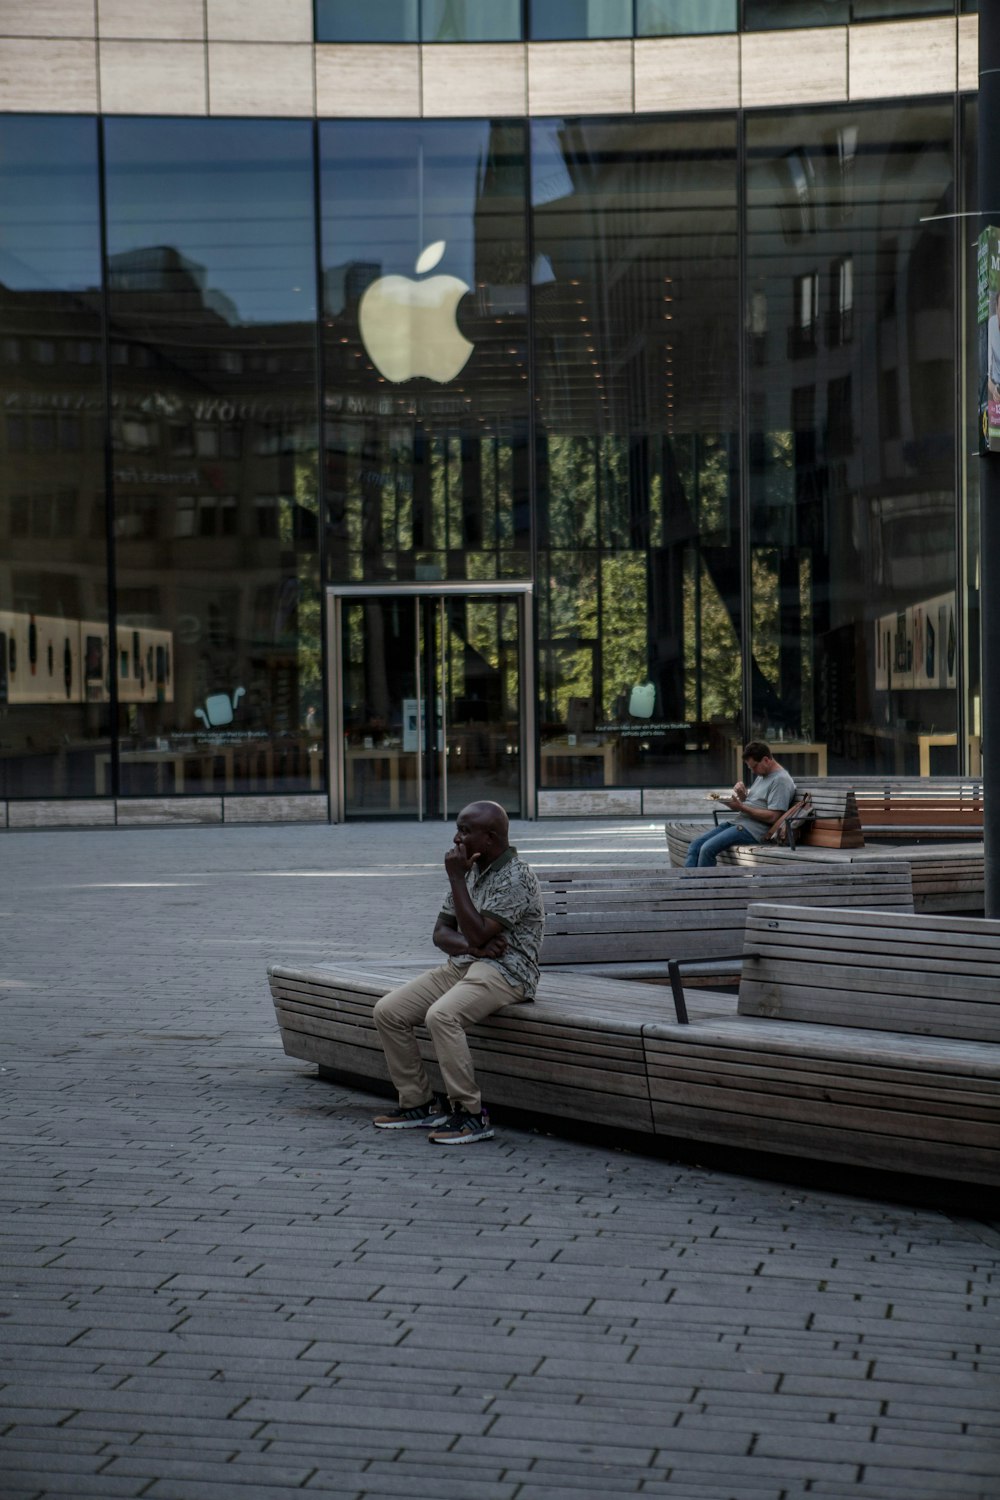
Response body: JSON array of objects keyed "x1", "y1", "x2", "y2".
[
  {"x1": 649, "y1": 903, "x2": 1000, "y2": 1185},
  {"x1": 537, "y1": 862, "x2": 914, "y2": 980},
  {"x1": 268, "y1": 898, "x2": 1000, "y2": 1186},
  {"x1": 666, "y1": 776, "x2": 983, "y2": 864}
]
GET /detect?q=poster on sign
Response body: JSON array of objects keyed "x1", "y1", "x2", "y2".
[{"x1": 977, "y1": 226, "x2": 1000, "y2": 452}]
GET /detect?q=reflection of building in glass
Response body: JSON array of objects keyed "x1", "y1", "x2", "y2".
[{"x1": 0, "y1": 10, "x2": 984, "y2": 816}]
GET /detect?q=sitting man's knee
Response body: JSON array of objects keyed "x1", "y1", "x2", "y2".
[
  {"x1": 424, "y1": 996, "x2": 458, "y2": 1033},
  {"x1": 373, "y1": 993, "x2": 399, "y2": 1027}
]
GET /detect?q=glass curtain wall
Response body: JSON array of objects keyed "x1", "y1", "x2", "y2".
[
  {"x1": 0, "y1": 116, "x2": 109, "y2": 800},
  {"x1": 637, "y1": 2, "x2": 737, "y2": 33},
  {"x1": 318, "y1": 121, "x2": 530, "y2": 787},
  {"x1": 744, "y1": 2, "x2": 955, "y2": 23},
  {"x1": 315, "y1": 1, "x2": 521, "y2": 41},
  {"x1": 0, "y1": 97, "x2": 976, "y2": 808},
  {"x1": 319, "y1": 119, "x2": 530, "y2": 587},
  {"x1": 315, "y1": 1, "x2": 960, "y2": 40},
  {"x1": 103, "y1": 120, "x2": 323, "y2": 797},
  {"x1": 746, "y1": 101, "x2": 959, "y2": 777},
  {"x1": 531, "y1": 115, "x2": 741, "y2": 790}
]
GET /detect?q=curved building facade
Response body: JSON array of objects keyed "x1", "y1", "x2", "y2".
[{"x1": 0, "y1": 3, "x2": 984, "y2": 824}]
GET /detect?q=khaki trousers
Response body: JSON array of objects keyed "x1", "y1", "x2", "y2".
[{"x1": 372, "y1": 961, "x2": 525, "y2": 1113}]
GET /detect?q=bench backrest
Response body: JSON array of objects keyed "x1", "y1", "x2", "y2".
[
  {"x1": 737, "y1": 901, "x2": 1000, "y2": 1041},
  {"x1": 755, "y1": 774, "x2": 981, "y2": 800},
  {"x1": 539, "y1": 864, "x2": 914, "y2": 966},
  {"x1": 801, "y1": 776, "x2": 984, "y2": 824}
]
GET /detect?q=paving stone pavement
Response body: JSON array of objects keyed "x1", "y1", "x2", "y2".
[{"x1": 0, "y1": 817, "x2": 998, "y2": 1500}]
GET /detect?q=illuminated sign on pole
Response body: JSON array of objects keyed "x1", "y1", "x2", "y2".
[{"x1": 978, "y1": 225, "x2": 1000, "y2": 452}]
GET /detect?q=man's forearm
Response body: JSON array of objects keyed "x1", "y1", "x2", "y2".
[
  {"x1": 434, "y1": 922, "x2": 471, "y2": 957},
  {"x1": 448, "y1": 880, "x2": 496, "y2": 947},
  {"x1": 739, "y1": 801, "x2": 781, "y2": 826}
]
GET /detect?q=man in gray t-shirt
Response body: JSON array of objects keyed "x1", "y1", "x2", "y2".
[{"x1": 684, "y1": 741, "x2": 795, "y2": 867}]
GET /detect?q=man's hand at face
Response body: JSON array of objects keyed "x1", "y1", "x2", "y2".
[{"x1": 445, "y1": 843, "x2": 479, "y2": 881}]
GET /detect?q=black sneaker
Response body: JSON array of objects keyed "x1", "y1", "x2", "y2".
[
  {"x1": 427, "y1": 1107, "x2": 494, "y2": 1145},
  {"x1": 372, "y1": 1096, "x2": 450, "y2": 1130}
]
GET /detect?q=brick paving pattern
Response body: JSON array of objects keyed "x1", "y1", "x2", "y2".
[{"x1": 0, "y1": 818, "x2": 998, "y2": 1499}]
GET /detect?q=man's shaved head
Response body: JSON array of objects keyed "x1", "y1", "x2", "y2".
[
  {"x1": 453, "y1": 802, "x2": 511, "y2": 869},
  {"x1": 458, "y1": 801, "x2": 509, "y2": 841}
]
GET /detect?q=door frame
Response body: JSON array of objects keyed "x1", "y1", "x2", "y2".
[{"x1": 326, "y1": 581, "x2": 535, "y2": 822}]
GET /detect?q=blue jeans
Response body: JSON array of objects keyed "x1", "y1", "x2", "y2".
[{"x1": 684, "y1": 821, "x2": 758, "y2": 867}]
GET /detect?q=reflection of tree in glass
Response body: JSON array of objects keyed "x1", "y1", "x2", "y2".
[
  {"x1": 290, "y1": 449, "x2": 323, "y2": 715},
  {"x1": 682, "y1": 436, "x2": 741, "y2": 721},
  {"x1": 544, "y1": 435, "x2": 598, "y2": 549},
  {"x1": 600, "y1": 554, "x2": 646, "y2": 718}
]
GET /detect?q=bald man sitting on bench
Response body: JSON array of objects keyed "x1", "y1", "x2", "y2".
[{"x1": 371, "y1": 800, "x2": 544, "y2": 1145}]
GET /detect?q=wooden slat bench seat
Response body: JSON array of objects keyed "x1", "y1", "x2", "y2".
[
  {"x1": 725, "y1": 841, "x2": 984, "y2": 916},
  {"x1": 537, "y1": 862, "x2": 914, "y2": 979},
  {"x1": 269, "y1": 961, "x2": 676, "y2": 1131},
  {"x1": 648, "y1": 903, "x2": 1000, "y2": 1185},
  {"x1": 269, "y1": 894, "x2": 1000, "y2": 1185}
]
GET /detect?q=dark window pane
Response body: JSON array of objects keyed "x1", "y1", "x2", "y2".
[
  {"x1": 315, "y1": 0, "x2": 418, "y2": 41},
  {"x1": 746, "y1": 102, "x2": 957, "y2": 778},
  {"x1": 422, "y1": 0, "x2": 522, "y2": 39},
  {"x1": 0, "y1": 115, "x2": 110, "y2": 800},
  {"x1": 637, "y1": 0, "x2": 737, "y2": 34},
  {"x1": 530, "y1": 0, "x2": 631, "y2": 39},
  {"x1": 532, "y1": 116, "x2": 741, "y2": 790},
  {"x1": 744, "y1": 1, "x2": 951, "y2": 26},
  {"x1": 849, "y1": 0, "x2": 953, "y2": 14},
  {"x1": 104, "y1": 118, "x2": 324, "y2": 797}
]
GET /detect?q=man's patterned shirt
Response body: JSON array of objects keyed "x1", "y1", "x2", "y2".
[{"x1": 439, "y1": 844, "x2": 543, "y2": 999}]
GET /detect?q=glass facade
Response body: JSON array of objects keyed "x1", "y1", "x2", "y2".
[
  {"x1": 315, "y1": 0, "x2": 521, "y2": 42},
  {"x1": 0, "y1": 95, "x2": 981, "y2": 811},
  {"x1": 319, "y1": 120, "x2": 530, "y2": 585},
  {"x1": 746, "y1": 102, "x2": 961, "y2": 777},
  {"x1": 743, "y1": 1, "x2": 953, "y2": 26},
  {"x1": 0, "y1": 117, "x2": 108, "y2": 800},
  {"x1": 315, "y1": 1, "x2": 969, "y2": 43},
  {"x1": 102, "y1": 120, "x2": 323, "y2": 798},
  {"x1": 530, "y1": 1, "x2": 633, "y2": 38},
  {"x1": 532, "y1": 116, "x2": 741, "y2": 788},
  {"x1": 637, "y1": 1, "x2": 738, "y2": 34}
]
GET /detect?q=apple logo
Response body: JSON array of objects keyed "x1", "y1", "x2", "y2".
[{"x1": 358, "y1": 240, "x2": 473, "y2": 384}]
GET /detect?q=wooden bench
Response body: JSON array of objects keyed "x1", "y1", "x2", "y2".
[
  {"x1": 269, "y1": 961, "x2": 678, "y2": 1132},
  {"x1": 665, "y1": 780, "x2": 863, "y2": 865},
  {"x1": 537, "y1": 862, "x2": 914, "y2": 982},
  {"x1": 727, "y1": 841, "x2": 984, "y2": 916},
  {"x1": 648, "y1": 903, "x2": 1000, "y2": 1185},
  {"x1": 268, "y1": 897, "x2": 1000, "y2": 1185},
  {"x1": 666, "y1": 776, "x2": 983, "y2": 866},
  {"x1": 846, "y1": 776, "x2": 983, "y2": 839}
]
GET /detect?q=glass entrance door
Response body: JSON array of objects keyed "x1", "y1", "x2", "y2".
[{"x1": 330, "y1": 584, "x2": 533, "y2": 820}]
